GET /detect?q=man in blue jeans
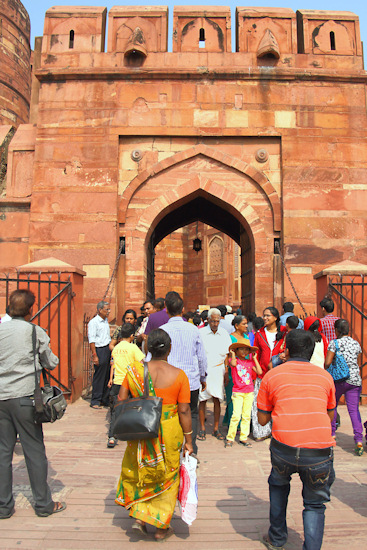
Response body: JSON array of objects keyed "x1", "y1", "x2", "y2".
[{"x1": 257, "y1": 330, "x2": 336, "y2": 550}]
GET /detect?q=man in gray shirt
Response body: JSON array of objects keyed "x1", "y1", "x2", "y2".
[{"x1": 0, "y1": 289, "x2": 66, "y2": 519}]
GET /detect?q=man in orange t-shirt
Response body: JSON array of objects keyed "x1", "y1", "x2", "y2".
[{"x1": 257, "y1": 330, "x2": 336, "y2": 550}]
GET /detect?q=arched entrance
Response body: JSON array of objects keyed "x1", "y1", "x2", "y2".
[
  {"x1": 118, "y1": 144, "x2": 281, "y2": 317},
  {"x1": 147, "y1": 193, "x2": 253, "y2": 312}
]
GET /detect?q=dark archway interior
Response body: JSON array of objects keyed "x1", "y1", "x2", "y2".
[
  {"x1": 147, "y1": 196, "x2": 253, "y2": 312},
  {"x1": 151, "y1": 196, "x2": 243, "y2": 248}
]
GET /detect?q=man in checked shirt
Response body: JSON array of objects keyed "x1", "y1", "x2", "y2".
[
  {"x1": 319, "y1": 297, "x2": 340, "y2": 342},
  {"x1": 160, "y1": 291, "x2": 207, "y2": 457}
]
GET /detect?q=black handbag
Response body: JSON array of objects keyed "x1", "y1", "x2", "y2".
[
  {"x1": 31, "y1": 324, "x2": 68, "y2": 424},
  {"x1": 113, "y1": 362, "x2": 163, "y2": 441}
]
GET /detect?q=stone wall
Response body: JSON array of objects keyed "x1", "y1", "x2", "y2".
[
  {"x1": 0, "y1": 5, "x2": 366, "y2": 321},
  {"x1": 0, "y1": 0, "x2": 31, "y2": 126}
]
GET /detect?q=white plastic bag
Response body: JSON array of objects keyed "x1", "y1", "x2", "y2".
[{"x1": 178, "y1": 451, "x2": 198, "y2": 526}]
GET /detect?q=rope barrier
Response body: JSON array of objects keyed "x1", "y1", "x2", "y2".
[
  {"x1": 103, "y1": 240, "x2": 125, "y2": 302},
  {"x1": 275, "y1": 241, "x2": 307, "y2": 316}
]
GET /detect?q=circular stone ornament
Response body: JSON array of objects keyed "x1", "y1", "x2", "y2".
[
  {"x1": 255, "y1": 148, "x2": 269, "y2": 163},
  {"x1": 131, "y1": 149, "x2": 143, "y2": 162}
]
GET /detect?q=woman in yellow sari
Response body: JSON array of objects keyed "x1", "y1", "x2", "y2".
[{"x1": 115, "y1": 328, "x2": 193, "y2": 541}]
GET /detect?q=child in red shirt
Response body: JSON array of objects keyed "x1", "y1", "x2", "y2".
[{"x1": 225, "y1": 339, "x2": 262, "y2": 448}]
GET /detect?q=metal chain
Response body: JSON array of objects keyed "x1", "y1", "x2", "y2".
[
  {"x1": 103, "y1": 240, "x2": 125, "y2": 302},
  {"x1": 275, "y1": 241, "x2": 307, "y2": 316}
]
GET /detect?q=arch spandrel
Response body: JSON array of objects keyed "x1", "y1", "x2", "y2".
[
  {"x1": 121, "y1": 175, "x2": 276, "y2": 314},
  {"x1": 118, "y1": 144, "x2": 281, "y2": 232}
]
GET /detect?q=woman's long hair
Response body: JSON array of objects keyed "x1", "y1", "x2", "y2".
[
  {"x1": 263, "y1": 306, "x2": 284, "y2": 341},
  {"x1": 307, "y1": 320, "x2": 322, "y2": 342}
]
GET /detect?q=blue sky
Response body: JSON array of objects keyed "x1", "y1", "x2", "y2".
[{"x1": 23, "y1": 1, "x2": 366, "y2": 54}]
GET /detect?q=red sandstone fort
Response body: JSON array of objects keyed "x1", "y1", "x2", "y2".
[{"x1": 1, "y1": 2, "x2": 367, "y2": 399}]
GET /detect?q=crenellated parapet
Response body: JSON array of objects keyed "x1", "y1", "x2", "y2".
[
  {"x1": 37, "y1": 6, "x2": 364, "y2": 75},
  {"x1": 42, "y1": 6, "x2": 107, "y2": 54}
]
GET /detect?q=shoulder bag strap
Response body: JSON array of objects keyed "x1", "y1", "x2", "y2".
[
  {"x1": 143, "y1": 361, "x2": 149, "y2": 398},
  {"x1": 31, "y1": 324, "x2": 44, "y2": 413},
  {"x1": 258, "y1": 331, "x2": 270, "y2": 349},
  {"x1": 334, "y1": 339, "x2": 340, "y2": 354}
]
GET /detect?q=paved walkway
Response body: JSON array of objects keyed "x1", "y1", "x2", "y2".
[{"x1": 2, "y1": 399, "x2": 367, "y2": 549}]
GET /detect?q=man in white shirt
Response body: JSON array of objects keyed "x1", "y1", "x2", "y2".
[
  {"x1": 217, "y1": 304, "x2": 234, "y2": 334},
  {"x1": 198, "y1": 308, "x2": 232, "y2": 441},
  {"x1": 224, "y1": 305, "x2": 234, "y2": 326},
  {"x1": 88, "y1": 301, "x2": 111, "y2": 408}
]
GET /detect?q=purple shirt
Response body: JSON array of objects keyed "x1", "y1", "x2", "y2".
[{"x1": 144, "y1": 308, "x2": 170, "y2": 335}]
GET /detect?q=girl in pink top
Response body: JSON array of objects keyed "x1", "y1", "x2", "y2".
[{"x1": 225, "y1": 339, "x2": 262, "y2": 448}]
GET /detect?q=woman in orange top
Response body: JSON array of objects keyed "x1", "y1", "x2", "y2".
[{"x1": 115, "y1": 329, "x2": 192, "y2": 541}]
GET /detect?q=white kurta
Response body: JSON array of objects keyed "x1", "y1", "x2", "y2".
[{"x1": 199, "y1": 326, "x2": 232, "y2": 402}]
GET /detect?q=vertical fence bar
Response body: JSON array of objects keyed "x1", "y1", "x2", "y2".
[
  {"x1": 362, "y1": 274, "x2": 365, "y2": 374},
  {"x1": 37, "y1": 272, "x2": 41, "y2": 327},
  {"x1": 57, "y1": 273, "x2": 61, "y2": 385},
  {"x1": 48, "y1": 275, "x2": 51, "y2": 339},
  {"x1": 350, "y1": 277, "x2": 355, "y2": 334},
  {"x1": 5, "y1": 273, "x2": 9, "y2": 306},
  {"x1": 339, "y1": 275, "x2": 343, "y2": 317},
  {"x1": 67, "y1": 279, "x2": 72, "y2": 391}
]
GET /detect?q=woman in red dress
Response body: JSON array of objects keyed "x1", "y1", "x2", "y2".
[{"x1": 252, "y1": 307, "x2": 286, "y2": 441}]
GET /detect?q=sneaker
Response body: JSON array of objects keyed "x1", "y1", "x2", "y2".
[{"x1": 355, "y1": 443, "x2": 364, "y2": 456}]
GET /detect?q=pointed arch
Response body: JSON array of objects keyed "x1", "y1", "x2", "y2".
[{"x1": 118, "y1": 144, "x2": 281, "y2": 231}]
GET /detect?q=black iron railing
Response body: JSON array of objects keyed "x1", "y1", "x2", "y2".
[
  {"x1": 0, "y1": 271, "x2": 73, "y2": 394},
  {"x1": 329, "y1": 275, "x2": 367, "y2": 391}
]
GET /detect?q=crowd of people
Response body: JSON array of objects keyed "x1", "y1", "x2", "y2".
[
  {"x1": 1, "y1": 289, "x2": 365, "y2": 550},
  {"x1": 85, "y1": 292, "x2": 366, "y2": 547}
]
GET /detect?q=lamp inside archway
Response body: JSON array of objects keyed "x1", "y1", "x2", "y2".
[{"x1": 193, "y1": 221, "x2": 202, "y2": 253}]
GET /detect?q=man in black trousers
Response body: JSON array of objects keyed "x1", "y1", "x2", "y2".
[
  {"x1": 0, "y1": 289, "x2": 66, "y2": 518},
  {"x1": 88, "y1": 300, "x2": 111, "y2": 408}
]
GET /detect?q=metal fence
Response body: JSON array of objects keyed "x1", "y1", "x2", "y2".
[
  {"x1": 329, "y1": 274, "x2": 367, "y2": 393},
  {"x1": 0, "y1": 271, "x2": 73, "y2": 394}
]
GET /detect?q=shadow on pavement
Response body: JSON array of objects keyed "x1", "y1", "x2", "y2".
[{"x1": 216, "y1": 486, "x2": 303, "y2": 549}]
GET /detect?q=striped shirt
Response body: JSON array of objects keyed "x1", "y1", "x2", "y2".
[
  {"x1": 320, "y1": 314, "x2": 339, "y2": 342},
  {"x1": 257, "y1": 359, "x2": 336, "y2": 449},
  {"x1": 161, "y1": 316, "x2": 207, "y2": 391}
]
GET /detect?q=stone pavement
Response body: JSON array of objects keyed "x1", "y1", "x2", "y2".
[{"x1": 1, "y1": 399, "x2": 367, "y2": 550}]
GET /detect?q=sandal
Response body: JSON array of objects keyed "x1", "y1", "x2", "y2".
[
  {"x1": 197, "y1": 430, "x2": 206, "y2": 441},
  {"x1": 36, "y1": 501, "x2": 66, "y2": 517},
  {"x1": 238, "y1": 440, "x2": 252, "y2": 447},
  {"x1": 132, "y1": 520, "x2": 148, "y2": 536},
  {"x1": 155, "y1": 526, "x2": 174, "y2": 541},
  {"x1": 213, "y1": 430, "x2": 225, "y2": 440},
  {"x1": 107, "y1": 437, "x2": 116, "y2": 448},
  {"x1": 225, "y1": 440, "x2": 233, "y2": 448},
  {"x1": 355, "y1": 443, "x2": 364, "y2": 456}
]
